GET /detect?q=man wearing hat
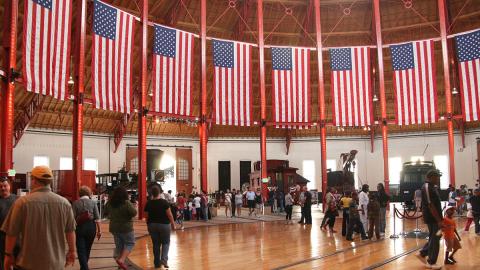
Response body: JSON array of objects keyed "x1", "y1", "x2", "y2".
[
  {"x1": 418, "y1": 169, "x2": 443, "y2": 269},
  {"x1": 1, "y1": 166, "x2": 76, "y2": 270}
]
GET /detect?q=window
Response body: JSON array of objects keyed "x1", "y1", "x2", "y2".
[
  {"x1": 326, "y1": 159, "x2": 337, "y2": 171},
  {"x1": 389, "y1": 157, "x2": 402, "y2": 185},
  {"x1": 302, "y1": 160, "x2": 315, "y2": 189},
  {"x1": 130, "y1": 158, "x2": 138, "y2": 174},
  {"x1": 410, "y1": 156, "x2": 424, "y2": 162},
  {"x1": 33, "y1": 156, "x2": 49, "y2": 167},
  {"x1": 433, "y1": 155, "x2": 449, "y2": 189},
  {"x1": 59, "y1": 157, "x2": 72, "y2": 170},
  {"x1": 177, "y1": 158, "x2": 189, "y2": 181},
  {"x1": 84, "y1": 158, "x2": 99, "y2": 175}
]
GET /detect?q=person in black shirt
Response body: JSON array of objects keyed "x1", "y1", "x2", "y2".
[
  {"x1": 144, "y1": 186, "x2": 176, "y2": 269},
  {"x1": 376, "y1": 183, "x2": 390, "y2": 235},
  {"x1": 470, "y1": 188, "x2": 480, "y2": 234},
  {"x1": 303, "y1": 186, "x2": 312, "y2": 225},
  {"x1": 418, "y1": 170, "x2": 443, "y2": 269}
]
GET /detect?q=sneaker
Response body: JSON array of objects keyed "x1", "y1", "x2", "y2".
[
  {"x1": 425, "y1": 263, "x2": 441, "y2": 269},
  {"x1": 444, "y1": 259, "x2": 454, "y2": 265},
  {"x1": 448, "y1": 257, "x2": 457, "y2": 263}
]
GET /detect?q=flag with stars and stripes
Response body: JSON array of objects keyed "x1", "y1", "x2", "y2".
[
  {"x1": 330, "y1": 47, "x2": 373, "y2": 127},
  {"x1": 271, "y1": 47, "x2": 311, "y2": 128},
  {"x1": 152, "y1": 24, "x2": 194, "y2": 116},
  {"x1": 23, "y1": 0, "x2": 73, "y2": 100},
  {"x1": 92, "y1": 0, "x2": 135, "y2": 113},
  {"x1": 455, "y1": 29, "x2": 480, "y2": 122},
  {"x1": 390, "y1": 40, "x2": 438, "y2": 125},
  {"x1": 213, "y1": 40, "x2": 253, "y2": 126}
]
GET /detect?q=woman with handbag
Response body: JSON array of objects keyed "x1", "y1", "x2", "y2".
[
  {"x1": 321, "y1": 187, "x2": 338, "y2": 233},
  {"x1": 105, "y1": 186, "x2": 137, "y2": 270},
  {"x1": 72, "y1": 186, "x2": 102, "y2": 270}
]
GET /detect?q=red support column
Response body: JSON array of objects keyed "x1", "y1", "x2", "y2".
[
  {"x1": 438, "y1": 0, "x2": 456, "y2": 187},
  {"x1": 372, "y1": 0, "x2": 390, "y2": 193},
  {"x1": 257, "y1": 0, "x2": 268, "y2": 199},
  {"x1": 313, "y1": 0, "x2": 328, "y2": 209},
  {"x1": 72, "y1": 0, "x2": 87, "y2": 200},
  {"x1": 0, "y1": 0, "x2": 18, "y2": 173},
  {"x1": 137, "y1": 0, "x2": 149, "y2": 219},
  {"x1": 199, "y1": 0, "x2": 208, "y2": 193}
]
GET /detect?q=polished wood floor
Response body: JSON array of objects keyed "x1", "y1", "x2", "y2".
[{"x1": 129, "y1": 205, "x2": 480, "y2": 270}]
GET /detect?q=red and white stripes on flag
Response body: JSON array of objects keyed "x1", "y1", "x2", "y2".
[
  {"x1": 390, "y1": 40, "x2": 438, "y2": 125},
  {"x1": 213, "y1": 40, "x2": 252, "y2": 126},
  {"x1": 152, "y1": 25, "x2": 194, "y2": 116},
  {"x1": 330, "y1": 47, "x2": 373, "y2": 127},
  {"x1": 455, "y1": 29, "x2": 480, "y2": 122},
  {"x1": 271, "y1": 47, "x2": 311, "y2": 128},
  {"x1": 23, "y1": 0, "x2": 72, "y2": 100},
  {"x1": 92, "y1": 0, "x2": 135, "y2": 113}
]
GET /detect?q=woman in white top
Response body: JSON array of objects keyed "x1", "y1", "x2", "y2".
[
  {"x1": 359, "y1": 184, "x2": 370, "y2": 232},
  {"x1": 235, "y1": 190, "x2": 244, "y2": 216},
  {"x1": 284, "y1": 191, "x2": 294, "y2": 224},
  {"x1": 193, "y1": 195, "x2": 202, "y2": 220},
  {"x1": 224, "y1": 189, "x2": 232, "y2": 217}
]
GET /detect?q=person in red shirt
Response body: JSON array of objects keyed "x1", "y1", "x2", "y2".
[
  {"x1": 442, "y1": 206, "x2": 461, "y2": 265},
  {"x1": 176, "y1": 193, "x2": 186, "y2": 229}
]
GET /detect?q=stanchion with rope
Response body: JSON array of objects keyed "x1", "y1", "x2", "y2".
[
  {"x1": 400, "y1": 208, "x2": 407, "y2": 236},
  {"x1": 390, "y1": 204, "x2": 400, "y2": 239}
]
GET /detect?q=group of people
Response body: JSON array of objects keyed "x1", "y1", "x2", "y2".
[
  {"x1": 0, "y1": 165, "x2": 180, "y2": 270},
  {"x1": 327, "y1": 183, "x2": 390, "y2": 241}
]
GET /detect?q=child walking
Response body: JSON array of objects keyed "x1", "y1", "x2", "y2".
[
  {"x1": 346, "y1": 192, "x2": 368, "y2": 241},
  {"x1": 442, "y1": 206, "x2": 461, "y2": 265},
  {"x1": 464, "y1": 203, "x2": 473, "y2": 231}
]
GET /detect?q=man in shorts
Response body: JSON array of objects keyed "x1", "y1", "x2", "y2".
[{"x1": 245, "y1": 187, "x2": 256, "y2": 216}]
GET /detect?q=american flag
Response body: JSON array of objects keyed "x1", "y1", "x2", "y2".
[
  {"x1": 271, "y1": 47, "x2": 310, "y2": 128},
  {"x1": 92, "y1": 0, "x2": 135, "y2": 113},
  {"x1": 456, "y1": 29, "x2": 480, "y2": 122},
  {"x1": 213, "y1": 40, "x2": 252, "y2": 126},
  {"x1": 23, "y1": 0, "x2": 72, "y2": 100},
  {"x1": 330, "y1": 47, "x2": 373, "y2": 127},
  {"x1": 152, "y1": 25, "x2": 194, "y2": 116},
  {"x1": 390, "y1": 40, "x2": 438, "y2": 125}
]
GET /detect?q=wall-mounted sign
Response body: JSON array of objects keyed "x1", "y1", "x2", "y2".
[
  {"x1": 261, "y1": 177, "x2": 269, "y2": 183},
  {"x1": 7, "y1": 169, "x2": 16, "y2": 177}
]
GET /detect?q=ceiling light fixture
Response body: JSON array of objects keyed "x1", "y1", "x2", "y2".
[
  {"x1": 372, "y1": 94, "x2": 379, "y2": 102},
  {"x1": 452, "y1": 87, "x2": 458, "y2": 95}
]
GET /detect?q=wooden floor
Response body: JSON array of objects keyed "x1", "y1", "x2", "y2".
[{"x1": 128, "y1": 205, "x2": 480, "y2": 270}]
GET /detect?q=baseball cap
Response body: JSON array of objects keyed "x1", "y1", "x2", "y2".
[{"x1": 31, "y1": 166, "x2": 53, "y2": 182}]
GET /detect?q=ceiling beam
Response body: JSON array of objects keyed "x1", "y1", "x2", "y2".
[{"x1": 234, "y1": 0, "x2": 252, "y2": 41}]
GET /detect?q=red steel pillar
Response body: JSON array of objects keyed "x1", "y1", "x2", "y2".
[
  {"x1": 314, "y1": 0, "x2": 328, "y2": 209},
  {"x1": 373, "y1": 0, "x2": 390, "y2": 193},
  {"x1": 438, "y1": 0, "x2": 456, "y2": 187},
  {"x1": 72, "y1": 0, "x2": 87, "y2": 200},
  {"x1": 137, "y1": 0, "x2": 148, "y2": 219},
  {"x1": 257, "y1": 0, "x2": 268, "y2": 199},
  {"x1": 199, "y1": 0, "x2": 208, "y2": 193},
  {"x1": 0, "y1": 0, "x2": 18, "y2": 173}
]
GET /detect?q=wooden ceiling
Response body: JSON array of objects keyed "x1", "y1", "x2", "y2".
[{"x1": 2, "y1": 0, "x2": 480, "y2": 139}]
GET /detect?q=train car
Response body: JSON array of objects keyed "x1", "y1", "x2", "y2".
[{"x1": 398, "y1": 161, "x2": 437, "y2": 202}]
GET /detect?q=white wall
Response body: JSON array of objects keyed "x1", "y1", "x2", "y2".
[{"x1": 13, "y1": 129, "x2": 480, "y2": 193}]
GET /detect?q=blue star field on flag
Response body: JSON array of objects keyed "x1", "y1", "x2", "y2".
[
  {"x1": 93, "y1": 0, "x2": 117, "y2": 40},
  {"x1": 390, "y1": 43, "x2": 415, "y2": 70},
  {"x1": 154, "y1": 25, "x2": 176, "y2": 57}
]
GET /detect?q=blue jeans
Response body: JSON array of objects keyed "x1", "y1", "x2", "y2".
[
  {"x1": 113, "y1": 231, "x2": 135, "y2": 258},
  {"x1": 147, "y1": 223, "x2": 171, "y2": 267},
  {"x1": 379, "y1": 207, "x2": 387, "y2": 233},
  {"x1": 420, "y1": 223, "x2": 440, "y2": 265},
  {"x1": 202, "y1": 207, "x2": 208, "y2": 221},
  {"x1": 76, "y1": 221, "x2": 97, "y2": 270}
]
